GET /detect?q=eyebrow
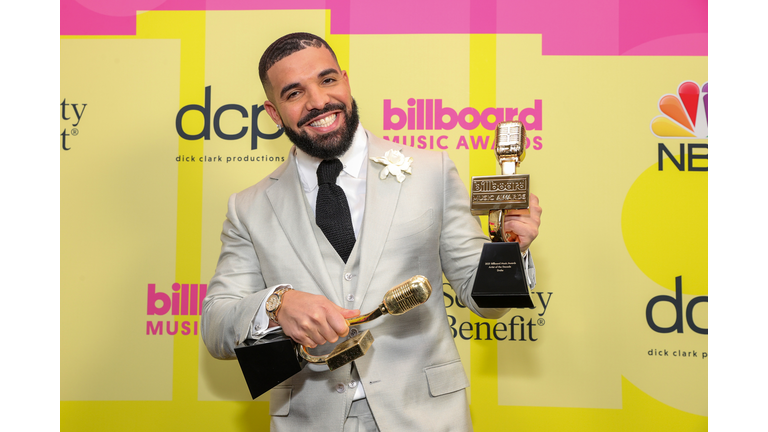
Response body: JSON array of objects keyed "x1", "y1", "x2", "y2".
[
  {"x1": 279, "y1": 82, "x2": 300, "y2": 99},
  {"x1": 279, "y1": 68, "x2": 341, "y2": 99},
  {"x1": 317, "y1": 68, "x2": 338, "y2": 78}
]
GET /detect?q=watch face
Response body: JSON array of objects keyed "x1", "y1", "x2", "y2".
[{"x1": 266, "y1": 295, "x2": 279, "y2": 312}]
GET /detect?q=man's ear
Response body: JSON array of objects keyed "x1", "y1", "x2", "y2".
[{"x1": 263, "y1": 101, "x2": 282, "y2": 127}]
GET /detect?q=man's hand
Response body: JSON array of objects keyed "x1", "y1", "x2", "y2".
[
  {"x1": 504, "y1": 193, "x2": 542, "y2": 254},
  {"x1": 274, "y1": 290, "x2": 360, "y2": 348}
]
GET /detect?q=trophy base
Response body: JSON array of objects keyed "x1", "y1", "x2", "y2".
[
  {"x1": 471, "y1": 242, "x2": 534, "y2": 308},
  {"x1": 235, "y1": 332, "x2": 305, "y2": 399},
  {"x1": 325, "y1": 330, "x2": 373, "y2": 371}
]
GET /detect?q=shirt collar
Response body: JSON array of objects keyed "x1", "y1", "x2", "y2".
[{"x1": 295, "y1": 123, "x2": 368, "y2": 192}]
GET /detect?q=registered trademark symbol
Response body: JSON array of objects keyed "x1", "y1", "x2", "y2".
[
  {"x1": 537, "y1": 318, "x2": 545, "y2": 326},
  {"x1": 71, "y1": 128, "x2": 79, "y2": 136}
]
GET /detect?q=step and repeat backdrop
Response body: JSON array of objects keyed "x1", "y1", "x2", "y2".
[{"x1": 61, "y1": 1, "x2": 707, "y2": 430}]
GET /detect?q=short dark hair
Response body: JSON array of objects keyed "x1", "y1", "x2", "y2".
[{"x1": 258, "y1": 32, "x2": 338, "y2": 89}]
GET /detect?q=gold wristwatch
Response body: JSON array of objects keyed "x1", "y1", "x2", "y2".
[{"x1": 265, "y1": 286, "x2": 292, "y2": 324}]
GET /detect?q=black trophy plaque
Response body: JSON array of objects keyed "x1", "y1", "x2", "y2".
[
  {"x1": 471, "y1": 242, "x2": 533, "y2": 308},
  {"x1": 235, "y1": 329, "x2": 372, "y2": 399},
  {"x1": 235, "y1": 332, "x2": 306, "y2": 399}
]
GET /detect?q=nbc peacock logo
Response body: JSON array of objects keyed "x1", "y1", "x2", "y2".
[{"x1": 650, "y1": 81, "x2": 708, "y2": 139}]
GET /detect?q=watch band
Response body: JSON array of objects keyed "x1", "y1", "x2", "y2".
[{"x1": 266, "y1": 286, "x2": 292, "y2": 324}]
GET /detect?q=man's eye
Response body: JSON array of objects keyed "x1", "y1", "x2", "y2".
[
  {"x1": 287, "y1": 91, "x2": 300, "y2": 99},
  {"x1": 323, "y1": 78, "x2": 336, "y2": 84}
]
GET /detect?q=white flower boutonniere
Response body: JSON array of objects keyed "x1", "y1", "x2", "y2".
[{"x1": 370, "y1": 149, "x2": 413, "y2": 183}]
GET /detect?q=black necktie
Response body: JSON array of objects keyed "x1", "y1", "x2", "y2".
[{"x1": 316, "y1": 159, "x2": 356, "y2": 263}]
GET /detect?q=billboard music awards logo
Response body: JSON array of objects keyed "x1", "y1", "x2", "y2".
[
  {"x1": 382, "y1": 99, "x2": 545, "y2": 150},
  {"x1": 145, "y1": 283, "x2": 207, "y2": 336},
  {"x1": 60, "y1": 98, "x2": 87, "y2": 150}
]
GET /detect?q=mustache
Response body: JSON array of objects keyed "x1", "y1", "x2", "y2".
[{"x1": 296, "y1": 103, "x2": 347, "y2": 128}]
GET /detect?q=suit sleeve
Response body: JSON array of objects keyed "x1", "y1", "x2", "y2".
[
  {"x1": 201, "y1": 192, "x2": 270, "y2": 359},
  {"x1": 438, "y1": 152, "x2": 525, "y2": 319}
]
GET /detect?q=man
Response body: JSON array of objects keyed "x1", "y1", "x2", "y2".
[{"x1": 202, "y1": 33, "x2": 542, "y2": 432}]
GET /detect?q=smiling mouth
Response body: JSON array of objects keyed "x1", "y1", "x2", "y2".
[
  {"x1": 297, "y1": 103, "x2": 347, "y2": 128},
  {"x1": 309, "y1": 113, "x2": 337, "y2": 128}
]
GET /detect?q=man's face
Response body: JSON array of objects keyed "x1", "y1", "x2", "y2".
[{"x1": 263, "y1": 46, "x2": 358, "y2": 159}]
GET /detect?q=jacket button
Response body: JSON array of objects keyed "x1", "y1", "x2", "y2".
[
  {"x1": 344, "y1": 273, "x2": 353, "y2": 281},
  {"x1": 346, "y1": 294, "x2": 355, "y2": 302},
  {"x1": 348, "y1": 328, "x2": 359, "y2": 337},
  {"x1": 335, "y1": 383, "x2": 345, "y2": 393}
]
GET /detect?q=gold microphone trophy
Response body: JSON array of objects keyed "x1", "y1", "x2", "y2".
[
  {"x1": 235, "y1": 276, "x2": 432, "y2": 399},
  {"x1": 470, "y1": 121, "x2": 535, "y2": 308}
]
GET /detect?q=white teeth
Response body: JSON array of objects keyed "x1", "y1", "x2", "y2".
[{"x1": 310, "y1": 113, "x2": 336, "y2": 127}]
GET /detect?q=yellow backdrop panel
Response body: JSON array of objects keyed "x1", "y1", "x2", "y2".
[{"x1": 61, "y1": 38, "x2": 180, "y2": 401}]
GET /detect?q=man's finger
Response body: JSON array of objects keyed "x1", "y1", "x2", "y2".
[
  {"x1": 316, "y1": 324, "x2": 342, "y2": 344},
  {"x1": 328, "y1": 307, "x2": 359, "y2": 337},
  {"x1": 340, "y1": 308, "x2": 361, "y2": 318}
]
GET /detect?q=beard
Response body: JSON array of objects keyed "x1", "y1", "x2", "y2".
[{"x1": 283, "y1": 99, "x2": 360, "y2": 160}]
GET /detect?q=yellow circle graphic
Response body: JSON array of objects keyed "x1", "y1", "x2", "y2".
[{"x1": 621, "y1": 159, "x2": 707, "y2": 295}]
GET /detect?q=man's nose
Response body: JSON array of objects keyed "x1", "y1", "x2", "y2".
[{"x1": 305, "y1": 85, "x2": 330, "y2": 111}]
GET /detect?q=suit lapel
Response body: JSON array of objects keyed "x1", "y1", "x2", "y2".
[
  {"x1": 357, "y1": 132, "x2": 404, "y2": 298},
  {"x1": 265, "y1": 149, "x2": 340, "y2": 304}
]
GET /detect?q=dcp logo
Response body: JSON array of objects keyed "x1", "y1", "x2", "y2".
[{"x1": 176, "y1": 86, "x2": 282, "y2": 150}]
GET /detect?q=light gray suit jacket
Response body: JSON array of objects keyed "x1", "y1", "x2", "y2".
[{"x1": 202, "y1": 130, "x2": 535, "y2": 431}]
